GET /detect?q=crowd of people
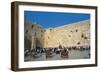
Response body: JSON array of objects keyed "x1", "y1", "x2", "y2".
[{"x1": 24, "y1": 46, "x2": 90, "y2": 58}]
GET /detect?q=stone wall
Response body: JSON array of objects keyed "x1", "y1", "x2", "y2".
[
  {"x1": 44, "y1": 20, "x2": 90, "y2": 48},
  {"x1": 24, "y1": 19, "x2": 90, "y2": 49},
  {"x1": 24, "y1": 21, "x2": 45, "y2": 50}
]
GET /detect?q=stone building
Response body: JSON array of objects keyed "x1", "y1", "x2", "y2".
[
  {"x1": 24, "y1": 21, "x2": 45, "y2": 50},
  {"x1": 24, "y1": 19, "x2": 90, "y2": 50}
]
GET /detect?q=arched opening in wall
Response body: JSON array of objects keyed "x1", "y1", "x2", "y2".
[{"x1": 36, "y1": 38, "x2": 42, "y2": 48}]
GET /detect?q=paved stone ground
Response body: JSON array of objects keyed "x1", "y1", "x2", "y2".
[{"x1": 24, "y1": 49, "x2": 90, "y2": 62}]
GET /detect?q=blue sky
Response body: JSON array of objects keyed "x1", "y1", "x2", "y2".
[{"x1": 24, "y1": 11, "x2": 90, "y2": 28}]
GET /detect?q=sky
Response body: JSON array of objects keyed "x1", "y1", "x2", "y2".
[{"x1": 24, "y1": 11, "x2": 90, "y2": 29}]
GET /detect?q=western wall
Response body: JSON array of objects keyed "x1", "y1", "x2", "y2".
[{"x1": 24, "y1": 19, "x2": 90, "y2": 50}]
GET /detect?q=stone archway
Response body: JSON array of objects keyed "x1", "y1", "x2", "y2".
[{"x1": 36, "y1": 38, "x2": 42, "y2": 48}]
